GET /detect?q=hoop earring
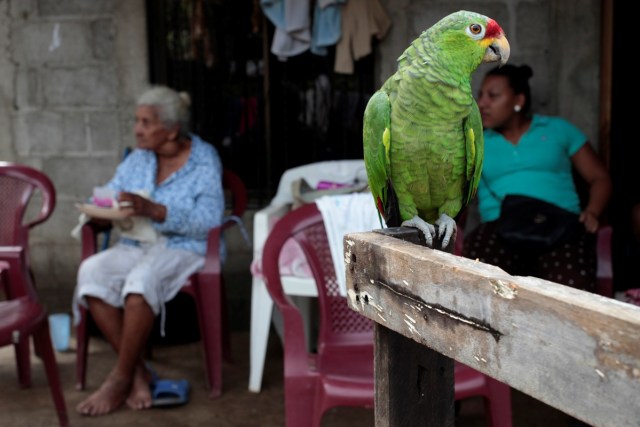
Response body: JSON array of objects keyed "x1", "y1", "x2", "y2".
[{"x1": 514, "y1": 105, "x2": 522, "y2": 112}]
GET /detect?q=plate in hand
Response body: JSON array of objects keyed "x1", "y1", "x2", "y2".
[{"x1": 75, "y1": 203, "x2": 133, "y2": 220}]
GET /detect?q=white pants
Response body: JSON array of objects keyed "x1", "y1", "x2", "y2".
[{"x1": 74, "y1": 239, "x2": 204, "y2": 326}]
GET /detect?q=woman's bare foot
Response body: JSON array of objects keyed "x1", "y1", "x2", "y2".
[
  {"x1": 76, "y1": 372, "x2": 131, "y2": 416},
  {"x1": 126, "y1": 364, "x2": 153, "y2": 410}
]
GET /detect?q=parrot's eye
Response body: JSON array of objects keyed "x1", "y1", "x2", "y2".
[{"x1": 466, "y1": 23, "x2": 486, "y2": 40}]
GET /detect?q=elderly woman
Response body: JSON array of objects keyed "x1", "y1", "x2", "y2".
[{"x1": 74, "y1": 86, "x2": 224, "y2": 416}]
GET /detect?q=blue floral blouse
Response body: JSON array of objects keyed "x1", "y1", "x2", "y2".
[{"x1": 105, "y1": 134, "x2": 224, "y2": 256}]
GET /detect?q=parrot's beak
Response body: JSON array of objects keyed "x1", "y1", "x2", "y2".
[{"x1": 483, "y1": 36, "x2": 510, "y2": 66}]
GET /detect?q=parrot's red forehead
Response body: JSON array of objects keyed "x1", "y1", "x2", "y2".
[{"x1": 485, "y1": 19, "x2": 504, "y2": 38}]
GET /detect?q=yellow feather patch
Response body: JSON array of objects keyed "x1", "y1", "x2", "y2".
[
  {"x1": 383, "y1": 127, "x2": 391, "y2": 162},
  {"x1": 479, "y1": 38, "x2": 493, "y2": 49}
]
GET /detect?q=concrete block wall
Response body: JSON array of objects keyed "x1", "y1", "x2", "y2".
[{"x1": 0, "y1": 0, "x2": 148, "y2": 311}]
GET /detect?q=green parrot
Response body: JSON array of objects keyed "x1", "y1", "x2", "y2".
[{"x1": 363, "y1": 10, "x2": 510, "y2": 248}]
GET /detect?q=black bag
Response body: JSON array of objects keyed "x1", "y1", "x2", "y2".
[{"x1": 496, "y1": 195, "x2": 581, "y2": 251}]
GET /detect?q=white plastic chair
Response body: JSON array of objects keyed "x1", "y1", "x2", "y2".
[{"x1": 248, "y1": 160, "x2": 367, "y2": 392}]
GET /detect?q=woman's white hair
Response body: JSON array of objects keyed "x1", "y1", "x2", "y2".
[{"x1": 137, "y1": 86, "x2": 191, "y2": 138}]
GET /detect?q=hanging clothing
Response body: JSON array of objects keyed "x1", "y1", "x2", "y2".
[
  {"x1": 260, "y1": 0, "x2": 311, "y2": 59},
  {"x1": 311, "y1": 0, "x2": 346, "y2": 56},
  {"x1": 334, "y1": 0, "x2": 391, "y2": 74}
]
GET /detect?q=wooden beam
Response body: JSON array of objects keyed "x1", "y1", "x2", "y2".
[
  {"x1": 345, "y1": 231, "x2": 640, "y2": 427},
  {"x1": 375, "y1": 325, "x2": 455, "y2": 427},
  {"x1": 371, "y1": 228, "x2": 455, "y2": 427}
]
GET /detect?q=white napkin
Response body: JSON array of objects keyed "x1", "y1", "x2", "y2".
[
  {"x1": 70, "y1": 190, "x2": 158, "y2": 243},
  {"x1": 315, "y1": 193, "x2": 383, "y2": 296},
  {"x1": 116, "y1": 216, "x2": 157, "y2": 243}
]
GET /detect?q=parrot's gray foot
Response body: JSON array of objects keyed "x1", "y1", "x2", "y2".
[
  {"x1": 402, "y1": 216, "x2": 436, "y2": 247},
  {"x1": 435, "y1": 213, "x2": 457, "y2": 250}
]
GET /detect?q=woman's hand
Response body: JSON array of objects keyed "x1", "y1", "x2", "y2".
[
  {"x1": 579, "y1": 210, "x2": 599, "y2": 234},
  {"x1": 118, "y1": 192, "x2": 167, "y2": 222},
  {"x1": 572, "y1": 143, "x2": 612, "y2": 235}
]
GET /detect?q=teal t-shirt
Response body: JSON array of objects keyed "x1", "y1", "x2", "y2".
[{"x1": 478, "y1": 114, "x2": 587, "y2": 222}]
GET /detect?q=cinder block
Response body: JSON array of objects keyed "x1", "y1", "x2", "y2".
[
  {"x1": 14, "y1": 111, "x2": 88, "y2": 154},
  {"x1": 91, "y1": 18, "x2": 115, "y2": 60},
  {"x1": 42, "y1": 156, "x2": 119, "y2": 201},
  {"x1": 15, "y1": 68, "x2": 41, "y2": 109},
  {"x1": 14, "y1": 111, "x2": 64, "y2": 154},
  {"x1": 516, "y1": 3, "x2": 551, "y2": 53},
  {"x1": 38, "y1": 0, "x2": 114, "y2": 16},
  {"x1": 12, "y1": 21, "x2": 95, "y2": 66},
  {"x1": 63, "y1": 113, "x2": 89, "y2": 152},
  {"x1": 88, "y1": 112, "x2": 120, "y2": 152},
  {"x1": 42, "y1": 67, "x2": 117, "y2": 107}
]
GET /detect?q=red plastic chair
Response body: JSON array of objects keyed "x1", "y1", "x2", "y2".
[
  {"x1": 263, "y1": 203, "x2": 512, "y2": 427},
  {"x1": 454, "y1": 363, "x2": 512, "y2": 426},
  {"x1": 0, "y1": 161, "x2": 58, "y2": 387},
  {"x1": 261, "y1": 203, "x2": 375, "y2": 427},
  {"x1": 0, "y1": 161, "x2": 56, "y2": 286},
  {"x1": 75, "y1": 168, "x2": 247, "y2": 398},
  {"x1": 0, "y1": 248, "x2": 69, "y2": 427},
  {"x1": 595, "y1": 225, "x2": 613, "y2": 298},
  {"x1": 0, "y1": 162, "x2": 68, "y2": 426}
]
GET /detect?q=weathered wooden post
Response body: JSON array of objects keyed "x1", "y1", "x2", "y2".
[
  {"x1": 364, "y1": 227, "x2": 457, "y2": 426},
  {"x1": 345, "y1": 230, "x2": 640, "y2": 427}
]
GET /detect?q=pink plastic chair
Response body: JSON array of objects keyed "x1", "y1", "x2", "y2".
[
  {"x1": 0, "y1": 248, "x2": 69, "y2": 427},
  {"x1": 75, "y1": 169, "x2": 247, "y2": 398},
  {"x1": 454, "y1": 363, "x2": 512, "y2": 426},
  {"x1": 0, "y1": 162, "x2": 68, "y2": 426},
  {"x1": 0, "y1": 161, "x2": 57, "y2": 388},
  {"x1": 263, "y1": 203, "x2": 512, "y2": 427},
  {"x1": 595, "y1": 225, "x2": 613, "y2": 297},
  {"x1": 261, "y1": 203, "x2": 374, "y2": 427},
  {"x1": 0, "y1": 161, "x2": 56, "y2": 285}
]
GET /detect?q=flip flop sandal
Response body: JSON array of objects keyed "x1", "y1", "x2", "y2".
[{"x1": 151, "y1": 378, "x2": 191, "y2": 407}]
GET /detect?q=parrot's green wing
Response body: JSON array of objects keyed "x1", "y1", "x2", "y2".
[
  {"x1": 361, "y1": 10, "x2": 509, "y2": 245},
  {"x1": 363, "y1": 90, "x2": 394, "y2": 227},
  {"x1": 462, "y1": 99, "x2": 484, "y2": 210}
]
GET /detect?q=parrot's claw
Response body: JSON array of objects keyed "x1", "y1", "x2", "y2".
[
  {"x1": 402, "y1": 216, "x2": 436, "y2": 247},
  {"x1": 435, "y1": 213, "x2": 457, "y2": 250}
]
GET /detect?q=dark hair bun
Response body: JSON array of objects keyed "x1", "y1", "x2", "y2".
[{"x1": 518, "y1": 65, "x2": 533, "y2": 80}]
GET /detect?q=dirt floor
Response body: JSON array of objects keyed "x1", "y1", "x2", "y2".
[{"x1": 0, "y1": 326, "x2": 580, "y2": 427}]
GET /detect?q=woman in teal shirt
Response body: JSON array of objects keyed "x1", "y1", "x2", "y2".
[{"x1": 462, "y1": 64, "x2": 611, "y2": 291}]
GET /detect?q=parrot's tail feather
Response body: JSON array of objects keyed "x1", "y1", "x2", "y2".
[{"x1": 384, "y1": 179, "x2": 402, "y2": 228}]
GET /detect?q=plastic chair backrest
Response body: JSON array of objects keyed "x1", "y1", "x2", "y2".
[
  {"x1": 0, "y1": 162, "x2": 56, "y2": 248},
  {"x1": 294, "y1": 206, "x2": 374, "y2": 354},
  {"x1": 269, "y1": 160, "x2": 367, "y2": 207},
  {"x1": 264, "y1": 202, "x2": 374, "y2": 347},
  {"x1": 596, "y1": 225, "x2": 613, "y2": 297}
]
